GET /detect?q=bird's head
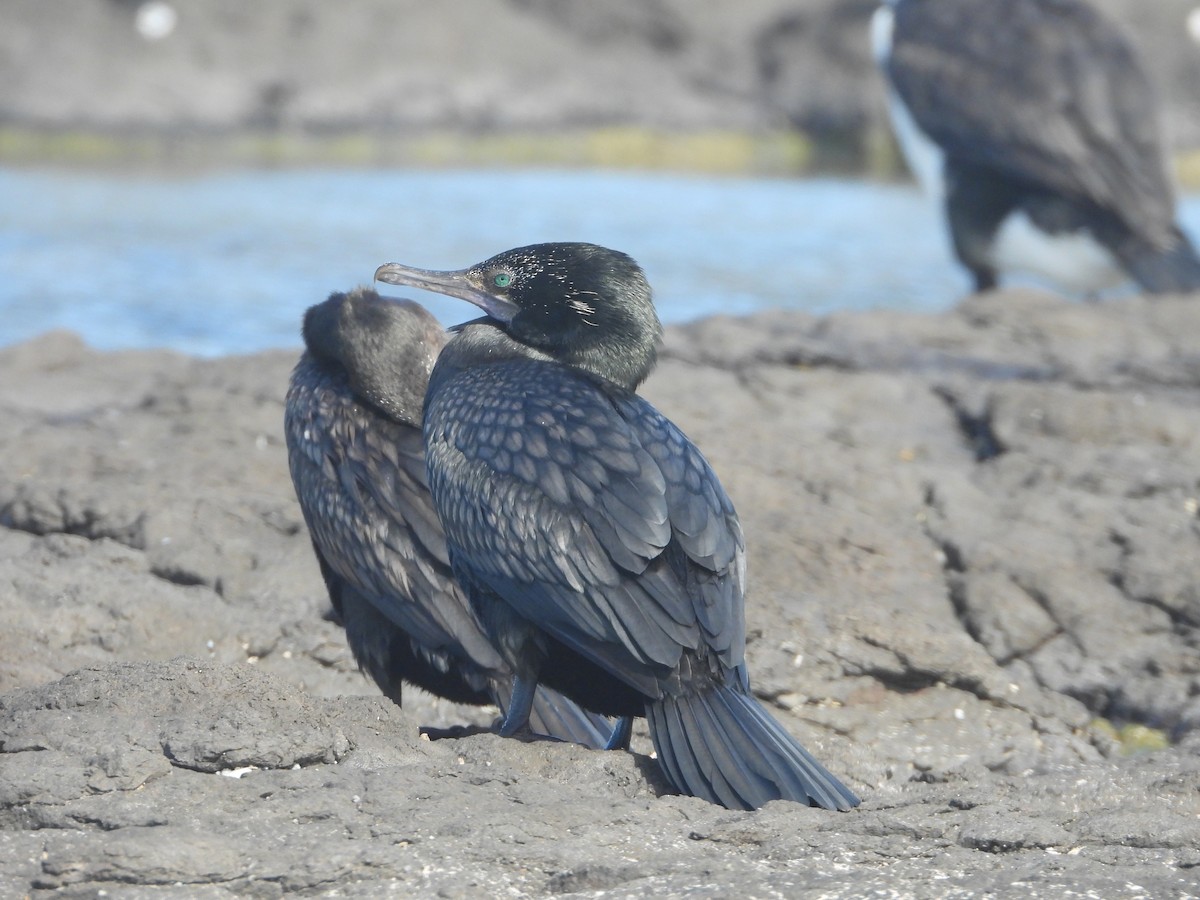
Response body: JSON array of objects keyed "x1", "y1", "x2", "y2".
[
  {"x1": 302, "y1": 288, "x2": 445, "y2": 424},
  {"x1": 375, "y1": 242, "x2": 663, "y2": 390}
]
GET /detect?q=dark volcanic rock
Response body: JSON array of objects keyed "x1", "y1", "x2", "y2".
[{"x1": 2, "y1": 290, "x2": 1200, "y2": 895}]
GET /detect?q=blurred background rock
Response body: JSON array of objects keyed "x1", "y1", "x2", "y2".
[{"x1": 4, "y1": 0, "x2": 1198, "y2": 176}]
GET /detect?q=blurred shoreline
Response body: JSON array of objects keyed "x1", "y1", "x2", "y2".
[
  {"x1": 5, "y1": 0, "x2": 1198, "y2": 180},
  {"x1": 0, "y1": 125, "x2": 865, "y2": 177},
  {"x1": 5, "y1": 125, "x2": 1200, "y2": 188}
]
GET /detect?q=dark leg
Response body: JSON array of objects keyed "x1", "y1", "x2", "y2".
[
  {"x1": 605, "y1": 715, "x2": 634, "y2": 751},
  {"x1": 496, "y1": 674, "x2": 538, "y2": 737},
  {"x1": 944, "y1": 159, "x2": 1016, "y2": 293},
  {"x1": 970, "y1": 266, "x2": 997, "y2": 292}
]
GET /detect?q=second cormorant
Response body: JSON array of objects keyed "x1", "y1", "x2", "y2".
[
  {"x1": 284, "y1": 287, "x2": 616, "y2": 748},
  {"x1": 375, "y1": 243, "x2": 860, "y2": 812}
]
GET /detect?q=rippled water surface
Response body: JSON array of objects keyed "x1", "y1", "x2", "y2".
[{"x1": 2, "y1": 167, "x2": 1197, "y2": 356}]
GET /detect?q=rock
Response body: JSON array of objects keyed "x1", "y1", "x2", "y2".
[
  {"x1": 2, "y1": 288, "x2": 1199, "y2": 894},
  {"x1": 1, "y1": 0, "x2": 1197, "y2": 152}
]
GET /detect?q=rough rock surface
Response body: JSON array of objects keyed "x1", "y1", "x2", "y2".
[
  {"x1": 3, "y1": 0, "x2": 1199, "y2": 150},
  {"x1": 2, "y1": 289, "x2": 1200, "y2": 896}
]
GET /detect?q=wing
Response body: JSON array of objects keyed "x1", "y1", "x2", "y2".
[
  {"x1": 315, "y1": 551, "x2": 495, "y2": 705},
  {"x1": 284, "y1": 360, "x2": 506, "y2": 674},
  {"x1": 887, "y1": 0, "x2": 1176, "y2": 243},
  {"x1": 613, "y1": 390, "x2": 745, "y2": 657},
  {"x1": 425, "y1": 358, "x2": 746, "y2": 691}
]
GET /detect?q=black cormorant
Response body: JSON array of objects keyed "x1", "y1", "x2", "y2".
[
  {"x1": 284, "y1": 287, "x2": 616, "y2": 748},
  {"x1": 872, "y1": 0, "x2": 1200, "y2": 294},
  {"x1": 375, "y1": 244, "x2": 860, "y2": 812}
]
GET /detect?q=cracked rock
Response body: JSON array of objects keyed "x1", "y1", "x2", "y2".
[{"x1": 2, "y1": 289, "x2": 1199, "y2": 895}]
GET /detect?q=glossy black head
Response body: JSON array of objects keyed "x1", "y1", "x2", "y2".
[
  {"x1": 302, "y1": 287, "x2": 446, "y2": 425},
  {"x1": 375, "y1": 242, "x2": 663, "y2": 390}
]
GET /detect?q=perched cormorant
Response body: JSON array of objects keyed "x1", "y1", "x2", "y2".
[
  {"x1": 284, "y1": 287, "x2": 616, "y2": 748},
  {"x1": 375, "y1": 243, "x2": 860, "y2": 812},
  {"x1": 872, "y1": 0, "x2": 1200, "y2": 295}
]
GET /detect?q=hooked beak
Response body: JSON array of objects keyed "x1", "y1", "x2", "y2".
[{"x1": 374, "y1": 262, "x2": 519, "y2": 323}]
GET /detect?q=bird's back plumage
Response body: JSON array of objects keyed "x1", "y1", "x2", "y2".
[
  {"x1": 287, "y1": 357, "x2": 507, "y2": 688},
  {"x1": 425, "y1": 348, "x2": 743, "y2": 687},
  {"x1": 425, "y1": 323, "x2": 858, "y2": 809}
]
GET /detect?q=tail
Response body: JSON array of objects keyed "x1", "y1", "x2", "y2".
[
  {"x1": 1125, "y1": 228, "x2": 1200, "y2": 294},
  {"x1": 646, "y1": 684, "x2": 859, "y2": 811}
]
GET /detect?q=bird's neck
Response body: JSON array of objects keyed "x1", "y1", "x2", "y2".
[
  {"x1": 556, "y1": 325, "x2": 659, "y2": 392},
  {"x1": 429, "y1": 321, "x2": 654, "y2": 399},
  {"x1": 427, "y1": 323, "x2": 546, "y2": 396}
]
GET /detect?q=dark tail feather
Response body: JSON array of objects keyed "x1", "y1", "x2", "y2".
[
  {"x1": 1125, "y1": 230, "x2": 1200, "y2": 294},
  {"x1": 494, "y1": 680, "x2": 616, "y2": 750},
  {"x1": 646, "y1": 685, "x2": 860, "y2": 811}
]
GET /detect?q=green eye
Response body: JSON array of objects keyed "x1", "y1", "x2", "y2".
[{"x1": 493, "y1": 272, "x2": 512, "y2": 288}]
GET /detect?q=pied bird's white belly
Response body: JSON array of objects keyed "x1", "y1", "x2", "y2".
[
  {"x1": 871, "y1": 6, "x2": 947, "y2": 201},
  {"x1": 991, "y1": 211, "x2": 1125, "y2": 293}
]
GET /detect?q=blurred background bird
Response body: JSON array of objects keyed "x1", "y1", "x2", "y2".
[{"x1": 872, "y1": 0, "x2": 1200, "y2": 295}]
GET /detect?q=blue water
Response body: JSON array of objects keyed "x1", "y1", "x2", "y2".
[{"x1": 2, "y1": 167, "x2": 1197, "y2": 357}]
